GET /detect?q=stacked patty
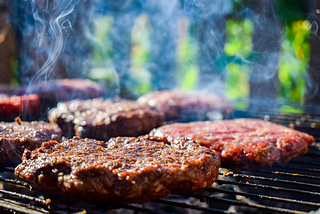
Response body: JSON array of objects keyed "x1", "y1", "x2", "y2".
[
  {"x1": 149, "y1": 118, "x2": 315, "y2": 166},
  {"x1": 49, "y1": 98, "x2": 164, "y2": 141},
  {"x1": 0, "y1": 121, "x2": 62, "y2": 166},
  {"x1": 15, "y1": 136, "x2": 220, "y2": 204},
  {"x1": 137, "y1": 90, "x2": 233, "y2": 122}
]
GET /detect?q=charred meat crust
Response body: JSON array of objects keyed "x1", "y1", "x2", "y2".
[
  {"x1": 49, "y1": 98, "x2": 164, "y2": 141},
  {"x1": 0, "y1": 121, "x2": 62, "y2": 166},
  {"x1": 15, "y1": 136, "x2": 220, "y2": 204},
  {"x1": 149, "y1": 118, "x2": 315, "y2": 166}
]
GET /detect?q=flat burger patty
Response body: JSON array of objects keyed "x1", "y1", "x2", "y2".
[
  {"x1": 15, "y1": 136, "x2": 220, "y2": 204},
  {"x1": 149, "y1": 118, "x2": 315, "y2": 166},
  {"x1": 137, "y1": 90, "x2": 233, "y2": 122},
  {"x1": 17, "y1": 78, "x2": 105, "y2": 102},
  {"x1": 49, "y1": 98, "x2": 164, "y2": 140},
  {"x1": 0, "y1": 94, "x2": 40, "y2": 121},
  {"x1": 0, "y1": 121, "x2": 62, "y2": 166},
  {"x1": 16, "y1": 79, "x2": 106, "y2": 115}
]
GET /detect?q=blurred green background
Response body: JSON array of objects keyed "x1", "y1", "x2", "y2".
[{"x1": 90, "y1": 0, "x2": 310, "y2": 104}]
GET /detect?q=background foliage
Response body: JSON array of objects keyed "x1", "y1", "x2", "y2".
[{"x1": 91, "y1": 0, "x2": 310, "y2": 103}]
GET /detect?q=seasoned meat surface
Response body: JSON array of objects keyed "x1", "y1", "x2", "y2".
[
  {"x1": 149, "y1": 118, "x2": 315, "y2": 166},
  {"x1": 49, "y1": 98, "x2": 164, "y2": 140},
  {"x1": 0, "y1": 121, "x2": 62, "y2": 166},
  {"x1": 137, "y1": 90, "x2": 233, "y2": 122},
  {"x1": 0, "y1": 94, "x2": 40, "y2": 121},
  {"x1": 15, "y1": 136, "x2": 220, "y2": 204}
]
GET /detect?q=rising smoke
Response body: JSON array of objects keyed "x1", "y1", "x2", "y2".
[
  {"x1": 7, "y1": 0, "x2": 94, "y2": 86},
  {"x1": 5, "y1": 0, "x2": 301, "y2": 103},
  {"x1": 7, "y1": 0, "x2": 235, "y2": 98}
]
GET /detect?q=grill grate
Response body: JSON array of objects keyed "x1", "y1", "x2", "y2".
[
  {"x1": 0, "y1": 110, "x2": 320, "y2": 213},
  {"x1": 1, "y1": 156, "x2": 320, "y2": 213}
]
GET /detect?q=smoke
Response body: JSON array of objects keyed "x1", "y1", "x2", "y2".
[
  {"x1": 31, "y1": 0, "x2": 77, "y2": 83},
  {"x1": 5, "y1": 0, "x2": 308, "y2": 104},
  {"x1": 305, "y1": 19, "x2": 319, "y2": 103},
  {"x1": 243, "y1": 0, "x2": 279, "y2": 103},
  {"x1": 7, "y1": 0, "x2": 235, "y2": 97},
  {"x1": 8, "y1": 0, "x2": 95, "y2": 86}
]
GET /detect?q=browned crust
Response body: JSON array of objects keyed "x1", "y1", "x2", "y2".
[
  {"x1": 15, "y1": 136, "x2": 220, "y2": 204},
  {"x1": 0, "y1": 121, "x2": 62, "y2": 166},
  {"x1": 49, "y1": 98, "x2": 164, "y2": 140}
]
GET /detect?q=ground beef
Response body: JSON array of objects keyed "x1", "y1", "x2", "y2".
[
  {"x1": 16, "y1": 78, "x2": 105, "y2": 109},
  {"x1": 149, "y1": 118, "x2": 315, "y2": 166},
  {"x1": 0, "y1": 94, "x2": 40, "y2": 121},
  {"x1": 137, "y1": 90, "x2": 233, "y2": 122},
  {"x1": 15, "y1": 136, "x2": 220, "y2": 204},
  {"x1": 19, "y1": 78, "x2": 105, "y2": 100},
  {"x1": 0, "y1": 121, "x2": 62, "y2": 167},
  {"x1": 48, "y1": 98, "x2": 164, "y2": 140}
]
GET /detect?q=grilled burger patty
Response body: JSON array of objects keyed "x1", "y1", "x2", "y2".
[
  {"x1": 137, "y1": 90, "x2": 233, "y2": 122},
  {"x1": 17, "y1": 79, "x2": 105, "y2": 102},
  {"x1": 0, "y1": 94, "x2": 40, "y2": 121},
  {"x1": 15, "y1": 136, "x2": 220, "y2": 204},
  {"x1": 149, "y1": 118, "x2": 315, "y2": 166},
  {"x1": 0, "y1": 121, "x2": 62, "y2": 166},
  {"x1": 49, "y1": 98, "x2": 164, "y2": 140}
]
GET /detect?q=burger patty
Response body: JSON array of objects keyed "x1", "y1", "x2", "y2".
[
  {"x1": 18, "y1": 78, "x2": 105, "y2": 100},
  {"x1": 48, "y1": 98, "x2": 164, "y2": 140},
  {"x1": 137, "y1": 90, "x2": 234, "y2": 122},
  {"x1": 0, "y1": 121, "x2": 62, "y2": 166},
  {"x1": 15, "y1": 136, "x2": 220, "y2": 204},
  {"x1": 0, "y1": 94, "x2": 40, "y2": 121},
  {"x1": 17, "y1": 79, "x2": 105, "y2": 108},
  {"x1": 149, "y1": 118, "x2": 315, "y2": 166}
]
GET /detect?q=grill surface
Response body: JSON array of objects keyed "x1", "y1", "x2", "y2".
[{"x1": 0, "y1": 107, "x2": 320, "y2": 214}]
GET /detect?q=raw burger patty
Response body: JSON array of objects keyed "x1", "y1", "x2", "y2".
[
  {"x1": 137, "y1": 90, "x2": 233, "y2": 122},
  {"x1": 0, "y1": 94, "x2": 40, "y2": 121},
  {"x1": 49, "y1": 98, "x2": 164, "y2": 140},
  {"x1": 0, "y1": 121, "x2": 62, "y2": 166},
  {"x1": 15, "y1": 136, "x2": 220, "y2": 204},
  {"x1": 149, "y1": 118, "x2": 315, "y2": 166}
]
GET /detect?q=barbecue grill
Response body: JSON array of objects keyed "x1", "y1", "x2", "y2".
[
  {"x1": 1, "y1": 0, "x2": 320, "y2": 213},
  {"x1": 1, "y1": 104, "x2": 320, "y2": 214}
]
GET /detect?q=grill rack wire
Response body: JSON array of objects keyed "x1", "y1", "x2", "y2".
[{"x1": 0, "y1": 109, "x2": 320, "y2": 214}]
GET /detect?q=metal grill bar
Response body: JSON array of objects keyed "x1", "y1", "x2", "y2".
[
  {"x1": 304, "y1": 152, "x2": 320, "y2": 157},
  {"x1": 0, "y1": 186, "x2": 165, "y2": 214},
  {"x1": 222, "y1": 173, "x2": 320, "y2": 188},
  {"x1": 0, "y1": 198, "x2": 49, "y2": 214},
  {"x1": 0, "y1": 178, "x2": 29, "y2": 188},
  {"x1": 118, "y1": 204, "x2": 168, "y2": 214},
  {"x1": 208, "y1": 187, "x2": 320, "y2": 207},
  {"x1": 154, "y1": 198, "x2": 236, "y2": 214},
  {"x1": 180, "y1": 193, "x2": 310, "y2": 214},
  {"x1": 216, "y1": 179, "x2": 320, "y2": 196},
  {"x1": 251, "y1": 167, "x2": 320, "y2": 176},
  {"x1": 0, "y1": 189, "x2": 47, "y2": 204},
  {"x1": 290, "y1": 160, "x2": 320, "y2": 167}
]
